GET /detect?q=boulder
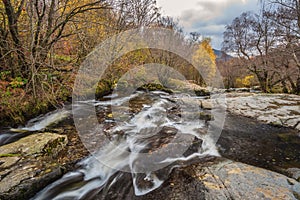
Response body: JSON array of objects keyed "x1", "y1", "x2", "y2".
[
  {"x1": 0, "y1": 133, "x2": 68, "y2": 200},
  {"x1": 158, "y1": 158, "x2": 300, "y2": 200},
  {"x1": 0, "y1": 132, "x2": 67, "y2": 156},
  {"x1": 200, "y1": 100, "x2": 214, "y2": 110}
]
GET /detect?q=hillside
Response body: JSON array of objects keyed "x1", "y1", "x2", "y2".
[{"x1": 213, "y1": 49, "x2": 232, "y2": 61}]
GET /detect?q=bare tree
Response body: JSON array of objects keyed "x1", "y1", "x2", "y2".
[
  {"x1": 189, "y1": 32, "x2": 201, "y2": 43},
  {"x1": 263, "y1": 0, "x2": 300, "y2": 34},
  {"x1": 1, "y1": 0, "x2": 27, "y2": 76},
  {"x1": 223, "y1": 11, "x2": 280, "y2": 92},
  {"x1": 108, "y1": 0, "x2": 160, "y2": 31},
  {"x1": 263, "y1": 0, "x2": 300, "y2": 93}
]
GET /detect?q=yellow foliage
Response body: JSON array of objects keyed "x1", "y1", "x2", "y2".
[
  {"x1": 236, "y1": 75, "x2": 255, "y2": 87},
  {"x1": 192, "y1": 38, "x2": 217, "y2": 85},
  {"x1": 54, "y1": 0, "x2": 111, "y2": 55},
  {"x1": 201, "y1": 38, "x2": 216, "y2": 65},
  {"x1": 243, "y1": 75, "x2": 255, "y2": 87}
]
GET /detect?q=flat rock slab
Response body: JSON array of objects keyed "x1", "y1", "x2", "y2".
[
  {"x1": 202, "y1": 92, "x2": 300, "y2": 130},
  {"x1": 226, "y1": 93, "x2": 300, "y2": 130},
  {"x1": 199, "y1": 159, "x2": 300, "y2": 200},
  {"x1": 0, "y1": 132, "x2": 67, "y2": 156},
  {"x1": 167, "y1": 79, "x2": 210, "y2": 96},
  {"x1": 0, "y1": 132, "x2": 68, "y2": 199}
]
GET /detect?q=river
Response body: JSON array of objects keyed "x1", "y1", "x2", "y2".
[{"x1": 1, "y1": 90, "x2": 299, "y2": 199}]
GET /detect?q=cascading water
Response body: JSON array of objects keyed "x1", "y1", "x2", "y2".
[
  {"x1": 10, "y1": 109, "x2": 71, "y2": 132},
  {"x1": 0, "y1": 108, "x2": 71, "y2": 146},
  {"x1": 30, "y1": 91, "x2": 219, "y2": 200}
]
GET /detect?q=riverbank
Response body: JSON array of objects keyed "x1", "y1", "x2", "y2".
[
  {"x1": 0, "y1": 74, "x2": 115, "y2": 127},
  {"x1": 0, "y1": 69, "x2": 74, "y2": 127},
  {"x1": 226, "y1": 92, "x2": 300, "y2": 130}
]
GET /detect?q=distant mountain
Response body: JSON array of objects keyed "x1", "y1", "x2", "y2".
[{"x1": 213, "y1": 49, "x2": 232, "y2": 61}]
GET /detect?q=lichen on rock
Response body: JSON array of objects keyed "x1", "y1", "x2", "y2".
[{"x1": 0, "y1": 132, "x2": 68, "y2": 200}]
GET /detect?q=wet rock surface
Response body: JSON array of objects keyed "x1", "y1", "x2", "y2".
[
  {"x1": 218, "y1": 114, "x2": 300, "y2": 176},
  {"x1": 25, "y1": 111, "x2": 299, "y2": 200},
  {"x1": 95, "y1": 157, "x2": 300, "y2": 200}
]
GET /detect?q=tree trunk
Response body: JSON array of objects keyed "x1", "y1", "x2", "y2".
[
  {"x1": 257, "y1": 75, "x2": 268, "y2": 93},
  {"x1": 281, "y1": 79, "x2": 289, "y2": 93},
  {"x1": 2, "y1": 0, "x2": 28, "y2": 77}
]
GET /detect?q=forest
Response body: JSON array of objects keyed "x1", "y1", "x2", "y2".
[
  {"x1": 0, "y1": 0, "x2": 216, "y2": 125},
  {"x1": 0, "y1": 0, "x2": 300, "y2": 124}
]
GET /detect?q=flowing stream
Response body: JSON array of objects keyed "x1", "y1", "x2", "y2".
[
  {"x1": 0, "y1": 108, "x2": 71, "y2": 146},
  {"x1": 2, "y1": 91, "x2": 299, "y2": 199},
  {"x1": 28, "y1": 91, "x2": 220, "y2": 200}
]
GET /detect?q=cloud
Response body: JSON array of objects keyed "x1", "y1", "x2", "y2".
[{"x1": 158, "y1": 0, "x2": 260, "y2": 49}]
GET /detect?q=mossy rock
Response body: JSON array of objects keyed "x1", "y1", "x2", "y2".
[
  {"x1": 0, "y1": 133, "x2": 68, "y2": 199},
  {"x1": 138, "y1": 83, "x2": 173, "y2": 94},
  {"x1": 0, "y1": 133, "x2": 68, "y2": 156},
  {"x1": 0, "y1": 153, "x2": 21, "y2": 158},
  {"x1": 73, "y1": 79, "x2": 113, "y2": 99},
  {"x1": 194, "y1": 89, "x2": 210, "y2": 96},
  {"x1": 95, "y1": 80, "x2": 113, "y2": 98},
  {"x1": 199, "y1": 112, "x2": 214, "y2": 121}
]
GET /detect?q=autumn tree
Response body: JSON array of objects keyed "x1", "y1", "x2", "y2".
[
  {"x1": 0, "y1": 0, "x2": 109, "y2": 94},
  {"x1": 191, "y1": 38, "x2": 217, "y2": 86},
  {"x1": 95, "y1": 0, "x2": 162, "y2": 86},
  {"x1": 146, "y1": 16, "x2": 188, "y2": 85}
]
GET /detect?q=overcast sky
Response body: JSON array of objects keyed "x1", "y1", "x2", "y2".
[{"x1": 156, "y1": 0, "x2": 260, "y2": 49}]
